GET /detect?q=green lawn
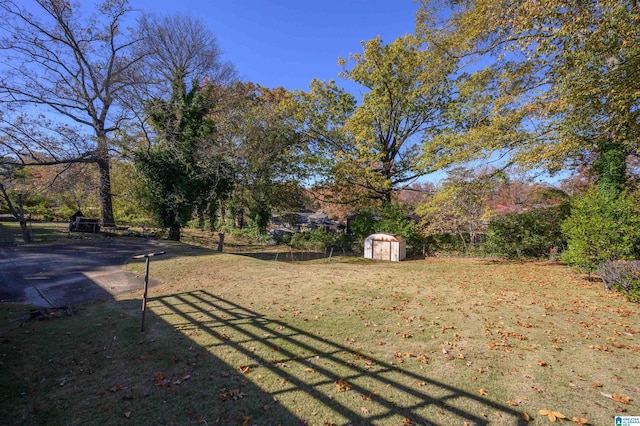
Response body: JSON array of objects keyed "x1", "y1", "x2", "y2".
[
  {"x1": 0, "y1": 221, "x2": 71, "y2": 244},
  {"x1": 1, "y1": 242, "x2": 638, "y2": 425}
]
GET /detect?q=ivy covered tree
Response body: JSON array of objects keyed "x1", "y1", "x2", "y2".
[
  {"x1": 133, "y1": 14, "x2": 235, "y2": 241},
  {"x1": 135, "y1": 81, "x2": 231, "y2": 241}
]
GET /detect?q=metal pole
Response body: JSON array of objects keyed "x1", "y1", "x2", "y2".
[
  {"x1": 141, "y1": 256, "x2": 150, "y2": 332},
  {"x1": 133, "y1": 251, "x2": 165, "y2": 332}
]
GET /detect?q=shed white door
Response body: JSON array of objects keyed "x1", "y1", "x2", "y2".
[{"x1": 372, "y1": 240, "x2": 391, "y2": 260}]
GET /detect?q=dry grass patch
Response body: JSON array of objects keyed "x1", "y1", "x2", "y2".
[
  {"x1": 1, "y1": 249, "x2": 639, "y2": 425},
  {"x1": 128, "y1": 253, "x2": 639, "y2": 424}
]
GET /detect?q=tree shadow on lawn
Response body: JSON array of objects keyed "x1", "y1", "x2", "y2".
[{"x1": 149, "y1": 290, "x2": 528, "y2": 425}]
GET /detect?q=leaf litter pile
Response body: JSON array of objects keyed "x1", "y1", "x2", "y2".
[{"x1": 1, "y1": 254, "x2": 639, "y2": 425}]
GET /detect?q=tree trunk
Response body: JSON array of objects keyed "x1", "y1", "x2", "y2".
[
  {"x1": 18, "y1": 194, "x2": 32, "y2": 243},
  {"x1": 217, "y1": 232, "x2": 225, "y2": 252},
  {"x1": 235, "y1": 210, "x2": 245, "y2": 229},
  {"x1": 0, "y1": 184, "x2": 31, "y2": 243},
  {"x1": 168, "y1": 223, "x2": 181, "y2": 241},
  {"x1": 97, "y1": 156, "x2": 116, "y2": 228},
  {"x1": 458, "y1": 232, "x2": 468, "y2": 253}
]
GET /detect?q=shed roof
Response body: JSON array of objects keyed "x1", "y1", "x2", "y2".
[{"x1": 364, "y1": 233, "x2": 404, "y2": 242}]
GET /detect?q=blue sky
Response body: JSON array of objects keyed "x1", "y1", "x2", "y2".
[{"x1": 132, "y1": 0, "x2": 420, "y2": 92}]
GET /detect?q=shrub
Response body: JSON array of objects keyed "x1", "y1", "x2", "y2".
[
  {"x1": 485, "y1": 203, "x2": 569, "y2": 258},
  {"x1": 350, "y1": 203, "x2": 426, "y2": 254},
  {"x1": 222, "y1": 226, "x2": 268, "y2": 244},
  {"x1": 289, "y1": 228, "x2": 340, "y2": 251},
  {"x1": 561, "y1": 189, "x2": 640, "y2": 274},
  {"x1": 597, "y1": 260, "x2": 640, "y2": 302}
]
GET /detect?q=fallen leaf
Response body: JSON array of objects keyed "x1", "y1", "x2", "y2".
[
  {"x1": 239, "y1": 366, "x2": 251, "y2": 374},
  {"x1": 572, "y1": 417, "x2": 588, "y2": 425},
  {"x1": 593, "y1": 382, "x2": 603, "y2": 388},
  {"x1": 229, "y1": 389, "x2": 246, "y2": 400},
  {"x1": 360, "y1": 407, "x2": 370, "y2": 414},
  {"x1": 477, "y1": 388, "x2": 488, "y2": 396},
  {"x1": 613, "y1": 393, "x2": 632, "y2": 404},
  {"x1": 539, "y1": 409, "x2": 566, "y2": 422},
  {"x1": 124, "y1": 411, "x2": 131, "y2": 419},
  {"x1": 521, "y1": 412, "x2": 530, "y2": 422},
  {"x1": 537, "y1": 361, "x2": 548, "y2": 367},
  {"x1": 336, "y1": 378, "x2": 351, "y2": 392}
]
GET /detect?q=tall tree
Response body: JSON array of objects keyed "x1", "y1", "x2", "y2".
[
  {"x1": 133, "y1": 13, "x2": 236, "y2": 240},
  {"x1": 417, "y1": 1, "x2": 640, "y2": 191},
  {"x1": 135, "y1": 81, "x2": 231, "y2": 240},
  {"x1": 212, "y1": 82, "x2": 309, "y2": 231},
  {"x1": 0, "y1": 0, "x2": 147, "y2": 226},
  {"x1": 135, "y1": 12, "x2": 236, "y2": 102},
  {"x1": 0, "y1": 163, "x2": 32, "y2": 242},
  {"x1": 416, "y1": 167, "x2": 495, "y2": 250},
  {"x1": 294, "y1": 34, "x2": 453, "y2": 204}
]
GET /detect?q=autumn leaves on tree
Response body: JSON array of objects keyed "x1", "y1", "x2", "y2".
[{"x1": 1, "y1": 0, "x2": 639, "y2": 259}]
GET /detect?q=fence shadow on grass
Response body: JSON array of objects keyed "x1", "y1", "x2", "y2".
[
  {"x1": 149, "y1": 290, "x2": 527, "y2": 425},
  {"x1": 234, "y1": 250, "x2": 334, "y2": 262}
]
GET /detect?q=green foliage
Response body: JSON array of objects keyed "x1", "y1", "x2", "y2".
[
  {"x1": 293, "y1": 33, "x2": 454, "y2": 203},
  {"x1": 417, "y1": 0, "x2": 640, "y2": 184},
  {"x1": 593, "y1": 140, "x2": 629, "y2": 194},
  {"x1": 350, "y1": 203, "x2": 426, "y2": 253},
  {"x1": 416, "y1": 168, "x2": 494, "y2": 251},
  {"x1": 19, "y1": 193, "x2": 51, "y2": 220},
  {"x1": 134, "y1": 81, "x2": 232, "y2": 240},
  {"x1": 220, "y1": 225, "x2": 268, "y2": 245},
  {"x1": 111, "y1": 160, "x2": 156, "y2": 227},
  {"x1": 485, "y1": 204, "x2": 570, "y2": 258},
  {"x1": 289, "y1": 228, "x2": 341, "y2": 251},
  {"x1": 213, "y1": 84, "x2": 309, "y2": 233},
  {"x1": 561, "y1": 189, "x2": 640, "y2": 274}
]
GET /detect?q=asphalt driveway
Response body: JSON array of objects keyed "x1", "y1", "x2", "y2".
[{"x1": 0, "y1": 238, "x2": 166, "y2": 307}]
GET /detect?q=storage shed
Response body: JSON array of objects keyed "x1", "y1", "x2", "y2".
[{"x1": 363, "y1": 233, "x2": 406, "y2": 262}]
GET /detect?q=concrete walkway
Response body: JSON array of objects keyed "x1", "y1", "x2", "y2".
[{"x1": 0, "y1": 238, "x2": 166, "y2": 307}]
